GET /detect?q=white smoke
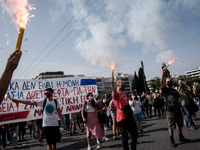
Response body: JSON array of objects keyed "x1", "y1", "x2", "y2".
[
  {"x1": 156, "y1": 50, "x2": 175, "y2": 65},
  {"x1": 50, "y1": 0, "x2": 200, "y2": 68}
]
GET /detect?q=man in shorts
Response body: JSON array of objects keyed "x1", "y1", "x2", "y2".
[
  {"x1": 161, "y1": 70, "x2": 190, "y2": 148},
  {"x1": 10, "y1": 88, "x2": 66, "y2": 150}
]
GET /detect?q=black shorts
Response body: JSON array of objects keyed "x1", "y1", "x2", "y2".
[{"x1": 43, "y1": 126, "x2": 60, "y2": 145}]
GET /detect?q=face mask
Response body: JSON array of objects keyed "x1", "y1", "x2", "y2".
[
  {"x1": 131, "y1": 96, "x2": 134, "y2": 99},
  {"x1": 45, "y1": 93, "x2": 51, "y2": 98},
  {"x1": 155, "y1": 90, "x2": 158, "y2": 93},
  {"x1": 88, "y1": 96, "x2": 93, "y2": 101},
  {"x1": 167, "y1": 81, "x2": 173, "y2": 87},
  {"x1": 121, "y1": 84, "x2": 126, "y2": 90}
]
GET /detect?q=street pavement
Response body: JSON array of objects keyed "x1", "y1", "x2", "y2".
[{"x1": 5, "y1": 111, "x2": 200, "y2": 150}]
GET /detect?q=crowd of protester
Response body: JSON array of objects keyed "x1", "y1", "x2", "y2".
[
  {"x1": 0, "y1": 79, "x2": 200, "y2": 149},
  {"x1": 0, "y1": 80, "x2": 199, "y2": 150},
  {"x1": 0, "y1": 50, "x2": 199, "y2": 149}
]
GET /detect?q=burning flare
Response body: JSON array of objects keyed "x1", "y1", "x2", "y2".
[
  {"x1": 2, "y1": 0, "x2": 35, "y2": 50},
  {"x1": 108, "y1": 63, "x2": 115, "y2": 70},
  {"x1": 163, "y1": 57, "x2": 175, "y2": 71}
]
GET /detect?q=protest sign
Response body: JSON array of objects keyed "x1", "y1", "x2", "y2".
[{"x1": 0, "y1": 77, "x2": 97, "y2": 125}]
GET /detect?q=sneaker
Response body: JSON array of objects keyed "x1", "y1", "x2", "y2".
[
  {"x1": 96, "y1": 144, "x2": 101, "y2": 149},
  {"x1": 179, "y1": 137, "x2": 190, "y2": 143},
  {"x1": 103, "y1": 137, "x2": 109, "y2": 142},
  {"x1": 171, "y1": 140, "x2": 177, "y2": 148},
  {"x1": 113, "y1": 136, "x2": 119, "y2": 140},
  {"x1": 88, "y1": 145, "x2": 91, "y2": 150},
  {"x1": 191, "y1": 126, "x2": 197, "y2": 130}
]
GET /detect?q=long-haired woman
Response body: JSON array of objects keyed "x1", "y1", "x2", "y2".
[{"x1": 82, "y1": 93, "x2": 103, "y2": 150}]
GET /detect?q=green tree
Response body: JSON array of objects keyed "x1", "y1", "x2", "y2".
[
  {"x1": 138, "y1": 67, "x2": 149, "y2": 93},
  {"x1": 132, "y1": 71, "x2": 139, "y2": 92},
  {"x1": 149, "y1": 79, "x2": 161, "y2": 91}
]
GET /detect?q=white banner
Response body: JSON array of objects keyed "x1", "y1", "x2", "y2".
[{"x1": 0, "y1": 77, "x2": 98, "y2": 125}]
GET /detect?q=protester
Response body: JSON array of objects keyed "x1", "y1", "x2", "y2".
[
  {"x1": 96, "y1": 96, "x2": 109, "y2": 142},
  {"x1": 81, "y1": 93, "x2": 103, "y2": 150},
  {"x1": 159, "y1": 87, "x2": 166, "y2": 118},
  {"x1": 69, "y1": 112, "x2": 77, "y2": 136},
  {"x1": 0, "y1": 124, "x2": 7, "y2": 150},
  {"x1": 9, "y1": 88, "x2": 66, "y2": 150},
  {"x1": 129, "y1": 92, "x2": 144, "y2": 134},
  {"x1": 104, "y1": 93, "x2": 112, "y2": 131},
  {"x1": 111, "y1": 69, "x2": 138, "y2": 150},
  {"x1": 78, "y1": 112, "x2": 85, "y2": 132},
  {"x1": 8, "y1": 123, "x2": 18, "y2": 148},
  {"x1": 161, "y1": 70, "x2": 190, "y2": 148},
  {"x1": 18, "y1": 121, "x2": 27, "y2": 142},
  {"x1": 178, "y1": 79, "x2": 197, "y2": 130},
  {"x1": 109, "y1": 99, "x2": 120, "y2": 140},
  {"x1": 34, "y1": 119, "x2": 44, "y2": 143},
  {"x1": 140, "y1": 92, "x2": 147, "y2": 118},
  {"x1": 145, "y1": 91, "x2": 153, "y2": 117},
  {"x1": 63, "y1": 114, "x2": 70, "y2": 132},
  {"x1": 28, "y1": 120, "x2": 36, "y2": 139},
  {"x1": 153, "y1": 89, "x2": 163, "y2": 118},
  {"x1": 193, "y1": 82, "x2": 200, "y2": 109},
  {"x1": 0, "y1": 50, "x2": 22, "y2": 104}
]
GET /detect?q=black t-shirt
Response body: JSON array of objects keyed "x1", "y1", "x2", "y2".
[{"x1": 162, "y1": 86, "x2": 180, "y2": 111}]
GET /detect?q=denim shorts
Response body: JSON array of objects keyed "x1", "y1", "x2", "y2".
[
  {"x1": 111, "y1": 111, "x2": 116, "y2": 118},
  {"x1": 134, "y1": 112, "x2": 142, "y2": 120}
]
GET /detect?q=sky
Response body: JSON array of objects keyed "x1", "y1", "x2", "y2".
[{"x1": 0, "y1": 0, "x2": 200, "y2": 80}]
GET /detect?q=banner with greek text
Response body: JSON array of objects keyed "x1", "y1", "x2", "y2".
[{"x1": 0, "y1": 77, "x2": 98, "y2": 125}]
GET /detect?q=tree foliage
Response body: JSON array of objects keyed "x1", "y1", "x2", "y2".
[
  {"x1": 149, "y1": 79, "x2": 161, "y2": 91},
  {"x1": 132, "y1": 63, "x2": 149, "y2": 94}
]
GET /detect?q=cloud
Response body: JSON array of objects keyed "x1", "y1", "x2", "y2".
[
  {"x1": 49, "y1": 0, "x2": 70, "y2": 22},
  {"x1": 156, "y1": 50, "x2": 175, "y2": 64},
  {"x1": 127, "y1": 0, "x2": 169, "y2": 53}
]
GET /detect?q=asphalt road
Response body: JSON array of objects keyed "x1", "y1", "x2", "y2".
[{"x1": 5, "y1": 111, "x2": 200, "y2": 150}]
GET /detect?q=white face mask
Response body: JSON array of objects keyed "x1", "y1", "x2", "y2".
[
  {"x1": 88, "y1": 96, "x2": 93, "y2": 101},
  {"x1": 131, "y1": 96, "x2": 134, "y2": 99}
]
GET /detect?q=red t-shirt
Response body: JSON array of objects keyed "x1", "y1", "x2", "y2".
[{"x1": 112, "y1": 90, "x2": 128, "y2": 122}]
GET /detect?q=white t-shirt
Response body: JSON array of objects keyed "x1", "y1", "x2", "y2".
[
  {"x1": 129, "y1": 98, "x2": 142, "y2": 114},
  {"x1": 37, "y1": 99, "x2": 61, "y2": 127}
]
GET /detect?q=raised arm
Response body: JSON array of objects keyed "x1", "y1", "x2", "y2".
[
  {"x1": 160, "y1": 70, "x2": 165, "y2": 88},
  {"x1": 0, "y1": 50, "x2": 22, "y2": 104},
  {"x1": 111, "y1": 69, "x2": 117, "y2": 96}
]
